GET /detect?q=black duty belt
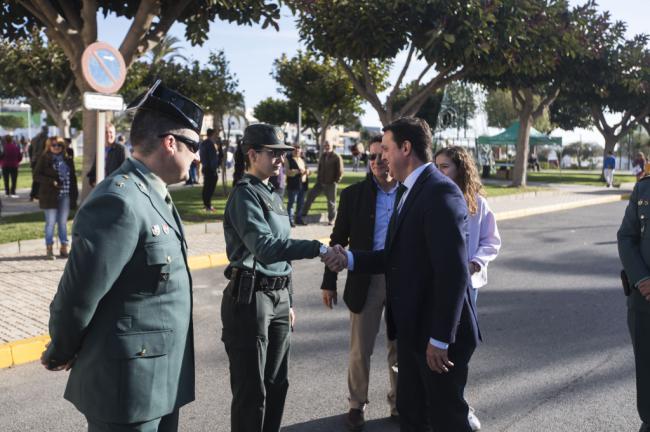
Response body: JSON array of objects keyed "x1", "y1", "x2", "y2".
[
  {"x1": 230, "y1": 267, "x2": 289, "y2": 292},
  {"x1": 255, "y1": 275, "x2": 289, "y2": 292}
]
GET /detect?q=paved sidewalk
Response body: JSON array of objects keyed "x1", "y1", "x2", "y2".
[{"x1": 0, "y1": 183, "x2": 631, "y2": 368}]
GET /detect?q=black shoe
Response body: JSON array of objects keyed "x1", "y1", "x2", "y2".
[
  {"x1": 389, "y1": 413, "x2": 399, "y2": 423},
  {"x1": 296, "y1": 219, "x2": 307, "y2": 226},
  {"x1": 346, "y1": 409, "x2": 365, "y2": 431},
  {"x1": 640, "y1": 423, "x2": 650, "y2": 432},
  {"x1": 290, "y1": 221, "x2": 296, "y2": 228}
]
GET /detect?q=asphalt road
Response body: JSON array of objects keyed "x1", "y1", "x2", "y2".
[{"x1": 0, "y1": 200, "x2": 639, "y2": 431}]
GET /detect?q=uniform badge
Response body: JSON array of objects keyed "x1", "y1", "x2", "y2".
[
  {"x1": 162, "y1": 224, "x2": 170, "y2": 235},
  {"x1": 151, "y1": 224, "x2": 161, "y2": 236}
]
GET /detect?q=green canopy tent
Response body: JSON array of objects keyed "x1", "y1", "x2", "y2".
[{"x1": 476, "y1": 121, "x2": 562, "y2": 147}]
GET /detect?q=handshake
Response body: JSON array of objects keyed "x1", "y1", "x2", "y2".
[{"x1": 320, "y1": 244, "x2": 348, "y2": 273}]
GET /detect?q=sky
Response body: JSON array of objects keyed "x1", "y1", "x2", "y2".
[{"x1": 98, "y1": 1, "x2": 650, "y2": 144}]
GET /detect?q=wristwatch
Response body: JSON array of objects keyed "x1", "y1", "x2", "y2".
[{"x1": 319, "y1": 243, "x2": 329, "y2": 257}]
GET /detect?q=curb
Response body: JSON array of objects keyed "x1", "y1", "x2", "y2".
[{"x1": 0, "y1": 192, "x2": 627, "y2": 369}]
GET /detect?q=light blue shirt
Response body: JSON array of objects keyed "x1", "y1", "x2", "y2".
[
  {"x1": 372, "y1": 178, "x2": 399, "y2": 251},
  {"x1": 347, "y1": 163, "x2": 448, "y2": 349}
]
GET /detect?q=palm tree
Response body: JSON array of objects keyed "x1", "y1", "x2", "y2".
[{"x1": 148, "y1": 35, "x2": 188, "y2": 65}]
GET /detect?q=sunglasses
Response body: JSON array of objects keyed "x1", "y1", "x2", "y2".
[
  {"x1": 256, "y1": 149, "x2": 287, "y2": 158},
  {"x1": 159, "y1": 133, "x2": 200, "y2": 153},
  {"x1": 368, "y1": 153, "x2": 383, "y2": 161},
  {"x1": 51, "y1": 143, "x2": 63, "y2": 148}
]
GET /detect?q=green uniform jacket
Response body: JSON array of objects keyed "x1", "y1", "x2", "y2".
[
  {"x1": 618, "y1": 176, "x2": 650, "y2": 314},
  {"x1": 45, "y1": 158, "x2": 195, "y2": 424},
  {"x1": 223, "y1": 174, "x2": 320, "y2": 276}
]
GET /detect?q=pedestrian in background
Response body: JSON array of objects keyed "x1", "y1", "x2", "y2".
[
  {"x1": 34, "y1": 136, "x2": 78, "y2": 259},
  {"x1": 222, "y1": 123, "x2": 339, "y2": 432},
  {"x1": 321, "y1": 134, "x2": 399, "y2": 431},
  {"x1": 1, "y1": 135, "x2": 22, "y2": 198},
  {"x1": 199, "y1": 128, "x2": 220, "y2": 211},
  {"x1": 603, "y1": 150, "x2": 616, "y2": 188},
  {"x1": 301, "y1": 140, "x2": 344, "y2": 225},
  {"x1": 87, "y1": 122, "x2": 126, "y2": 187},
  {"x1": 285, "y1": 144, "x2": 309, "y2": 227},
  {"x1": 40, "y1": 81, "x2": 202, "y2": 432},
  {"x1": 435, "y1": 146, "x2": 501, "y2": 431},
  {"x1": 29, "y1": 125, "x2": 48, "y2": 201},
  {"x1": 633, "y1": 152, "x2": 647, "y2": 181}
]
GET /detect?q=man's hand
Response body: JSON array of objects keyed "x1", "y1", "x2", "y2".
[
  {"x1": 289, "y1": 307, "x2": 296, "y2": 331},
  {"x1": 322, "y1": 289, "x2": 337, "y2": 309},
  {"x1": 426, "y1": 343, "x2": 454, "y2": 374},
  {"x1": 321, "y1": 245, "x2": 348, "y2": 272},
  {"x1": 40, "y1": 342, "x2": 75, "y2": 371},
  {"x1": 639, "y1": 279, "x2": 650, "y2": 300}
]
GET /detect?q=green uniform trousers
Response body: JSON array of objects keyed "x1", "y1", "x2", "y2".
[
  {"x1": 629, "y1": 306, "x2": 650, "y2": 424},
  {"x1": 221, "y1": 283, "x2": 291, "y2": 432},
  {"x1": 86, "y1": 409, "x2": 179, "y2": 432}
]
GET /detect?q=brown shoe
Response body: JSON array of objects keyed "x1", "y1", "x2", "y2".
[
  {"x1": 46, "y1": 245, "x2": 55, "y2": 260},
  {"x1": 346, "y1": 409, "x2": 365, "y2": 431},
  {"x1": 59, "y1": 244, "x2": 69, "y2": 258}
]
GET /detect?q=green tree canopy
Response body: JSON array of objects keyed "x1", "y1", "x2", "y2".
[
  {"x1": 292, "y1": 0, "x2": 501, "y2": 125},
  {"x1": 485, "y1": 89, "x2": 554, "y2": 133},
  {"x1": 1, "y1": 0, "x2": 281, "y2": 197},
  {"x1": 550, "y1": 10, "x2": 650, "y2": 166},
  {"x1": 0, "y1": 32, "x2": 79, "y2": 137},
  {"x1": 468, "y1": 0, "x2": 599, "y2": 186},
  {"x1": 272, "y1": 51, "x2": 364, "y2": 147},
  {"x1": 0, "y1": 115, "x2": 26, "y2": 131}
]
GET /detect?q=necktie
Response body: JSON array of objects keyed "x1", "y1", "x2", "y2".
[{"x1": 386, "y1": 184, "x2": 407, "y2": 246}]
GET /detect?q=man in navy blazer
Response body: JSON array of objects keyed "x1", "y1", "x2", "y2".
[{"x1": 325, "y1": 116, "x2": 480, "y2": 432}]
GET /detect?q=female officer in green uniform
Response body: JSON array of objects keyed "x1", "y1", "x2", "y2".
[{"x1": 222, "y1": 123, "x2": 335, "y2": 432}]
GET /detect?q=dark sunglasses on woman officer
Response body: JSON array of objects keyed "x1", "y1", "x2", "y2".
[{"x1": 256, "y1": 149, "x2": 287, "y2": 159}]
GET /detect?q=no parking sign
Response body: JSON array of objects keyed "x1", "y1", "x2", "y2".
[{"x1": 81, "y1": 42, "x2": 126, "y2": 95}]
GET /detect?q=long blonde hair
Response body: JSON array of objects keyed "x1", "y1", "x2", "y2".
[{"x1": 434, "y1": 146, "x2": 485, "y2": 215}]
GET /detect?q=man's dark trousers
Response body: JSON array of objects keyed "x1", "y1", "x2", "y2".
[
  {"x1": 202, "y1": 170, "x2": 218, "y2": 208},
  {"x1": 221, "y1": 284, "x2": 291, "y2": 432},
  {"x1": 397, "y1": 311, "x2": 476, "y2": 432},
  {"x1": 86, "y1": 410, "x2": 179, "y2": 432}
]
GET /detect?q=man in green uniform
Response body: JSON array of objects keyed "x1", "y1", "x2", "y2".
[
  {"x1": 40, "y1": 80, "x2": 203, "y2": 432},
  {"x1": 618, "y1": 176, "x2": 650, "y2": 432},
  {"x1": 222, "y1": 123, "x2": 338, "y2": 432}
]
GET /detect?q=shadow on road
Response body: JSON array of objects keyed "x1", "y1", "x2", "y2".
[{"x1": 283, "y1": 415, "x2": 399, "y2": 432}]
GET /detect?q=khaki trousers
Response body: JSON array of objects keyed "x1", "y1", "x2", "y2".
[{"x1": 348, "y1": 274, "x2": 398, "y2": 414}]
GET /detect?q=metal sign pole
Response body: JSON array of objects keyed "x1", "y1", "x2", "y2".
[{"x1": 96, "y1": 111, "x2": 106, "y2": 184}]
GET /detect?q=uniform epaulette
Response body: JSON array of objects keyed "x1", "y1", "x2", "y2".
[
  {"x1": 235, "y1": 177, "x2": 252, "y2": 188},
  {"x1": 107, "y1": 173, "x2": 135, "y2": 194}
]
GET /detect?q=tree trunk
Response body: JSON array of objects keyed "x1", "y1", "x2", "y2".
[
  {"x1": 80, "y1": 109, "x2": 97, "y2": 200},
  {"x1": 512, "y1": 113, "x2": 533, "y2": 187},
  {"x1": 53, "y1": 111, "x2": 72, "y2": 138}
]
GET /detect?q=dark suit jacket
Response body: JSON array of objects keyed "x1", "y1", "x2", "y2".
[
  {"x1": 87, "y1": 142, "x2": 127, "y2": 185},
  {"x1": 353, "y1": 164, "x2": 480, "y2": 352},
  {"x1": 321, "y1": 174, "x2": 376, "y2": 313}
]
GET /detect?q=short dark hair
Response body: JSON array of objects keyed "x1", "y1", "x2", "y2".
[
  {"x1": 369, "y1": 134, "x2": 383, "y2": 145},
  {"x1": 130, "y1": 110, "x2": 188, "y2": 155},
  {"x1": 207, "y1": 128, "x2": 215, "y2": 136},
  {"x1": 382, "y1": 117, "x2": 432, "y2": 162}
]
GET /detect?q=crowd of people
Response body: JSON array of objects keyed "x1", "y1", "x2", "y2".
[{"x1": 34, "y1": 80, "x2": 509, "y2": 432}]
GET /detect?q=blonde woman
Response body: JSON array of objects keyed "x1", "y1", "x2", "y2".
[{"x1": 33, "y1": 137, "x2": 78, "y2": 259}]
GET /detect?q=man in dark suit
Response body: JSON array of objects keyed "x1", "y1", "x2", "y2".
[
  {"x1": 87, "y1": 122, "x2": 128, "y2": 187},
  {"x1": 321, "y1": 135, "x2": 398, "y2": 430},
  {"x1": 41, "y1": 81, "x2": 203, "y2": 432},
  {"x1": 325, "y1": 117, "x2": 480, "y2": 432},
  {"x1": 199, "y1": 127, "x2": 221, "y2": 211}
]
